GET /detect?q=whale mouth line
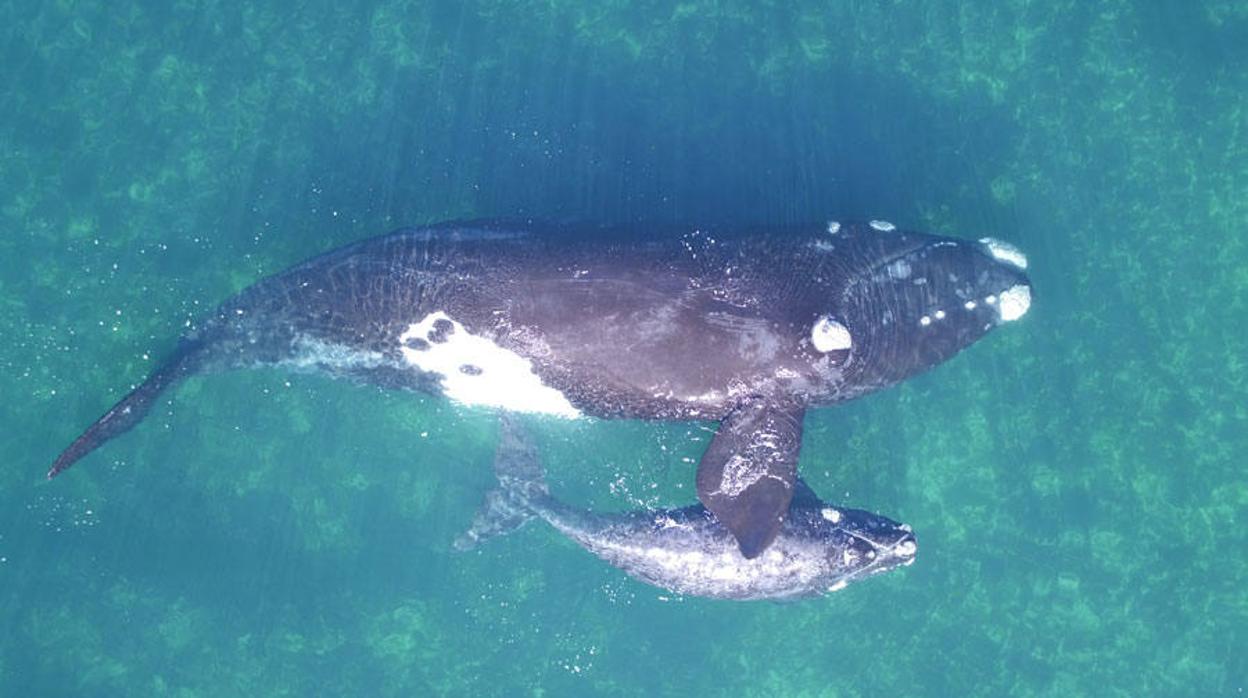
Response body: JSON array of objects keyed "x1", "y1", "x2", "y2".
[
  {"x1": 864, "y1": 239, "x2": 943, "y2": 278},
  {"x1": 841, "y1": 238, "x2": 949, "y2": 307}
]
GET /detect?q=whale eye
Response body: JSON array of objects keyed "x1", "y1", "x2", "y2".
[{"x1": 811, "y1": 316, "x2": 852, "y2": 353}]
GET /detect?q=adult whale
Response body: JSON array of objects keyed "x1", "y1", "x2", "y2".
[{"x1": 48, "y1": 219, "x2": 1032, "y2": 557}]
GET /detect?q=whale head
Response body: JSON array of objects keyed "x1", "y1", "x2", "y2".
[
  {"x1": 810, "y1": 221, "x2": 1031, "y2": 392},
  {"x1": 814, "y1": 505, "x2": 917, "y2": 594}
]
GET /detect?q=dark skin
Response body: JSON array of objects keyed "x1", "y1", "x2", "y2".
[{"x1": 48, "y1": 219, "x2": 1030, "y2": 557}]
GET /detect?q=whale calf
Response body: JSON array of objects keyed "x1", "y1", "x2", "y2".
[
  {"x1": 455, "y1": 418, "x2": 917, "y2": 601},
  {"x1": 48, "y1": 219, "x2": 1030, "y2": 557}
]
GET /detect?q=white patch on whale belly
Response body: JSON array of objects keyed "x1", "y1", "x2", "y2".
[
  {"x1": 398, "y1": 311, "x2": 581, "y2": 417},
  {"x1": 997, "y1": 284, "x2": 1032, "y2": 322}
]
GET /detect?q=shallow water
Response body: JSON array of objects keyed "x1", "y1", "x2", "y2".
[{"x1": 2, "y1": 2, "x2": 1245, "y2": 695}]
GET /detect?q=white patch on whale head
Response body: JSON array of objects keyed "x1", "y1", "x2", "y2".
[
  {"x1": 996, "y1": 284, "x2": 1031, "y2": 322},
  {"x1": 810, "y1": 316, "x2": 852, "y2": 353},
  {"x1": 820, "y1": 507, "x2": 842, "y2": 523},
  {"x1": 869, "y1": 219, "x2": 896, "y2": 231},
  {"x1": 398, "y1": 312, "x2": 580, "y2": 417},
  {"x1": 979, "y1": 237, "x2": 1029, "y2": 270},
  {"x1": 826, "y1": 220, "x2": 841, "y2": 235},
  {"x1": 826, "y1": 580, "x2": 848, "y2": 593}
]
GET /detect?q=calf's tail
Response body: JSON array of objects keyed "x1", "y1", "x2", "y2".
[{"x1": 453, "y1": 416, "x2": 549, "y2": 551}]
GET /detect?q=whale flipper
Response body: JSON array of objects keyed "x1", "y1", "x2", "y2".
[
  {"x1": 696, "y1": 400, "x2": 803, "y2": 559},
  {"x1": 47, "y1": 338, "x2": 209, "y2": 478}
]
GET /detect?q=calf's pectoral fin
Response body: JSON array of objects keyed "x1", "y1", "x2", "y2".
[{"x1": 695, "y1": 400, "x2": 805, "y2": 559}]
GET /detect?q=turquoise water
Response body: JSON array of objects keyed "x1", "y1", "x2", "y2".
[{"x1": 2, "y1": 2, "x2": 1246, "y2": 695}]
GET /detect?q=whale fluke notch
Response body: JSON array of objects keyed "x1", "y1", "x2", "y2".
[
  {"x1": 47, "y1": 339, "x2": 206, "y2": 478},
  {"x1": 695, "y1": 400, "x2": 804, "y2": 559}
]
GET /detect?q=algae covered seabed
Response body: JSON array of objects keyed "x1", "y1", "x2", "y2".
[{"x1": 1, "y1": 2, "x2": 1245, "y2": 696}]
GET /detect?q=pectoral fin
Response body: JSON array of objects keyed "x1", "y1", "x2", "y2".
[{"x1": 696, "y1": 401, "x2": 805, "y2": 559}]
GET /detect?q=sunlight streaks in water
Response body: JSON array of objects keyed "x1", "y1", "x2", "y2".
[{"x1": 2, "y1": 0, "x2": 1245, "y2": 695}]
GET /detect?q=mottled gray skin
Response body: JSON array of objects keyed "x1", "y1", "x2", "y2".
[
  {"x1": 545, "y1": 502, "x2": 916, "y2": 601},
  {"x1": 49, "y1": 219, "x2": 1029, "y2": 557},
  {"x1": 456, "y1": 419, "x2": 917, "y2": 601},
  {"x1": 520, "y1": 495, "x2": 916, "y2": 601}
]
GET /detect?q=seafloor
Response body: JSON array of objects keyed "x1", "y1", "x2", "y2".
[{"x1": 1, "y1": 2, "x2": 1244, "y2": 696}]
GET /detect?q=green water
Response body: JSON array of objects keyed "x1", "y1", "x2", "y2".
[{"x1": 2, "y1": 2, "x2": 1245, "y2": 696}]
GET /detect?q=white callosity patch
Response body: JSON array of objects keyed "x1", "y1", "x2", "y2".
[
  {"x1": 398, "y1": 312, "x2": 581, "y2": 417},
  {"x1": 869, "y1": 219, "x2": 896, "y2": 231},
  {"x1": 820, "y1": 507, "x2": 842, "y2": 523},
  {"x1": 979, "y1": 237, "x2": 1029, "y2": 270},
  {"x1": 810, "y1": 316, "x2": 852, "y2": 353},
  {"x1": 826, "y1": 220, "x2": 841, "y2": 235},
  {"x1": 886, "y1": 258, "x2": 912, "y2": 280},
  {"x1": 997, "y1": 284, "x2": 1032, "y2": 322}
]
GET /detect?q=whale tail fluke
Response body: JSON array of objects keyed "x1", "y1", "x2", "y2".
[
  {"x1": 453, "y1": 417, "x2": 549, "y2": 551},
  {"x1": 47, "y1": 338, "x2": 208, "y2": 479}
]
